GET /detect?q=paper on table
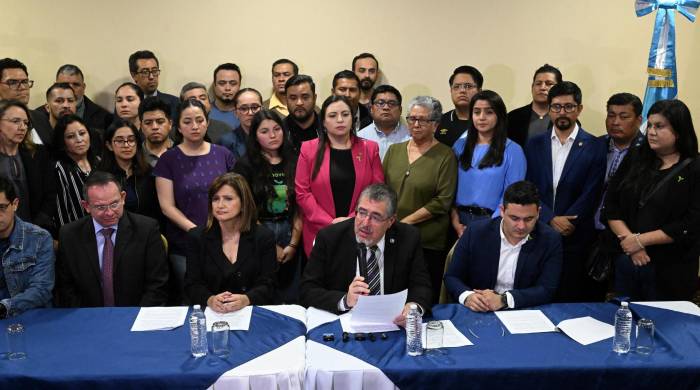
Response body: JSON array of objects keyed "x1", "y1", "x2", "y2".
[
  {"x1": 204, "y1": 306, "x2": 253, "y2": 331},
  {"x1": 633, "y1": 301, "x2": 700, "y2": 317},
  {"x1": 556, "y1": 316, "x2": 614, "y2": 345},
  {"x1": 130, "y1": 306, "x2": 188, "y2": 331},
  {"x1": 345, "y1": 289, "x2": 408, "y2": 333},
  {"x1": 421, "y1": 320, "x2": 473, "y2": 348},
  {"x1": 495, "y1": 310, "x2": 557, "y2": 334},
  {"x1": 340, "y1": 312, "x2": 400, "y2": 333}
]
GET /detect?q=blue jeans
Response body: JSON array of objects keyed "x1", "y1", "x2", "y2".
[
  {"x1": 261, "y1": 219, "x2": 300, "y2": 304},
  {"x1": 457, "y1": 211, "x2": 490, "y2": 228}
]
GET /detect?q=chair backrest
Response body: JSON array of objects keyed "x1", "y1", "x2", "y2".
[{"x1": 439, "y1": 240, "x2": 459, "y2": 304}]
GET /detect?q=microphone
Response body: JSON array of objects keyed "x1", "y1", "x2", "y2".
[{"x1": 357, "y1": 242, "x2": 368, "y2": 280}]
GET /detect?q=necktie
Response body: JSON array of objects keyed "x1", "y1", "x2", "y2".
[
  {"x1": 100, "y1": 228, "x2": 115, "y2": 306},
  {"x1": 366, "y1": 245, "x2": 380, "y2": 295}
]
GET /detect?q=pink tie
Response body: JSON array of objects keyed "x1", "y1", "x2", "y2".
[{"x1": 100, "y1": 228, "x2": 115, "y2": 306}]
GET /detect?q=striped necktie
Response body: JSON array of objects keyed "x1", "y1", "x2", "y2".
[{"x1": 366, "y1": 245, "x2": 380, "y2": 295}]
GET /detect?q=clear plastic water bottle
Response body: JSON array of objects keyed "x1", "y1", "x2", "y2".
[
  {"x1": 190, "y1": 305, "x2": 208, "y2": 358},
  {"x1": 612, "y1": 301, "x2": 632, "y2": 354},
  {"x1": 405, "y1": 303, "x2": 424, "y2": 356}
]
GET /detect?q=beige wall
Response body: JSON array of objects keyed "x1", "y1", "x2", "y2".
[{"x1": 2, "y1": 0, "x2": 699, "y2": 136}]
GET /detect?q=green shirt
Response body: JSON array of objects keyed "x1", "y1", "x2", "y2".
[{"x1": 383, "y1": 141, "x2": 457, "y2": 250}]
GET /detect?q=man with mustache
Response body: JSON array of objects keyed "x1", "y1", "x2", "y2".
[
  {"x1": 352, "y1": 53, "x2": 380, "y2": 111},
  {"x1": 263, "y1": 59, "x2": 298, "y2": 119},
  {"x1": 283, "y1": 74, "x2": 321, "y2": 154},
  {"x1": 139, "y1": 97, "x2": 173, "y2": 168},
  {"x1": 436, "y1": 65, "x2": 483, "y2": 147},
  {"x1": 209, "y1": 63, "x2": 241, "y2": 130},
  {"x1": 300, "y1": 184, "x2": 432, "y2": 322},
  {"x1": 444, "y1": 181, "x2": 562, "y2": 311},
  {"x1": 331, "y1": 70, "x2": 372, "y2": 132},
  {"x1": 524, "y1": 81, "x2": 606, "y2": 302},
  {"x1": 357, "y1": 84, "x2": 409, "y2": 161},
  {"x1": 44, "y1": 83, "x2": 77, "y2": 129}
]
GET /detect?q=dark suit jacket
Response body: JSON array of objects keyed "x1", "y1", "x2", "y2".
[
  {"x1": 154, "y1": 91, "x2": 180, "y2": 119},
  {"x1": 29, "y1": 110, "x2": 54, "y2": 149},
  {"x1": 524, "y1": 127, "x2": 606, "y2": 250},
  {"x1": 19, "y1": 145, "x2": 56, "y2": 234},
  {"x1": 184, "y1": 224, "x2": 277, "y2": 308},
  {"x1": 358, "y1": 104, "x2": 372, "y2": 130},
  {"x1": 444, "y1": 218, "x2": 562, "y2": 308},
  {"x1": 56, "y1": 211, "x2": 169, "y2": 307},
  {"x1": 300, "y1": 219, "x2": 432, "y2": 314},
  {"x1": 506, "y1": 103, "x2": 534, "y2": 147}
]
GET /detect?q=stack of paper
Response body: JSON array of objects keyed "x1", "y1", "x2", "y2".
[
  {"x1": 343, "y1": 290, "x2": 408, "y2": 333},
  {"x1": 495, "y1": 310, "x2": 557, "y2": 334},
  {"x1": 130, "y1": 307, "x2": 189, "y2": 331},
  {"x1": 556, "y1": 316, "x2": 614, "y2": 345},
  {"x1": 421, "y1": 320, "x2": 473, "y2": 348},
  {"x1": 204, "y1": 306, "x2": 253, "y2": 331}
]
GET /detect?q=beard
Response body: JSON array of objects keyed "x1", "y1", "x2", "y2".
[
  {"x1": 555, "y1": 117, "x2": 574, "y2": 131},
  {"x1": 360, "y1": 78, "x2": 374, "y2": 91},
  {"x1": 219, "y1": 97, "x2": 235, "y2": 105},
  {"x1": 292, "y1": 108, "x2": 313, "y2": 123}
]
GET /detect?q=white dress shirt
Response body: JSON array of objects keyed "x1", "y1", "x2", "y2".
[
  {"x1": 357, "y1": 122, "x2": 410, "y2": 161},
  {"x1": 550, "y1": 124, "x2": 579, "y2": 201},
  {"x1": 338, "y1": 236, "x2": 386, "y2": 312},
  {"x1": 459, "y1": 220, "x2": 528, "y2": 309}
]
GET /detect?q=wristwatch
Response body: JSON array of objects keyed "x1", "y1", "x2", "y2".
[{"x1": 500, "y1": 292, "x2": 508, "y2": 309}]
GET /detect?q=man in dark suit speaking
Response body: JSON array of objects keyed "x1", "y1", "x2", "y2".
[
  {"x1": 56, "y1": 171, "x2": 169, "y2": 307},
  {"x1": 300, "y1": 184, "x2": 432, "y2": 322},
  {"x1": 444, "y1": 181, "x2": 562, "y2": 311}
]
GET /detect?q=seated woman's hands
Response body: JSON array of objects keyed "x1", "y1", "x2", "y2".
[{"x1": 207, "y1": 291, "x2": 251, "y2": 313}]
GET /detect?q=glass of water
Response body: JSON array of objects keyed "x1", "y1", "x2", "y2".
[
  {"x1": 426, "y1": 320, "x2": 444, "y2": 350},
  {"x1": 636, "y1": 318, "x2": 654, "y2": 355},
  {"x1": 211, "y1": 321, "x2": 230, "y2": 357},
  {"x1": 6, "y1": 323, "x2": 27, "y2": 360}
]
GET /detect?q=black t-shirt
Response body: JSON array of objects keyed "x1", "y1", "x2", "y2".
[
  {"x1": 436, "y1": 110, "x2": 471, "y2": 147},
  {"x1": 285, "y1": 113, "x2": 321, "y2": 154},
  {"x1": 329, "y1": 148, "x2": 355, "y2": 217},
  {"x1": 260, "y1": 162, "x2": 289, "y2": 220}
]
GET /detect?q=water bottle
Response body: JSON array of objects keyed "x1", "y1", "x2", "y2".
[
  {"x1": 612, "y1": 301, "x2": 632, "y2": 354},
  {"x1": 405, "y1": 303, "x2": 424, "y2": 356},
  {"x1": 190, "y1": 305, "x2": 208, "y2": 358}
]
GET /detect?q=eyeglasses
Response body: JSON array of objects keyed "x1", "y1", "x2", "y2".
[
  {"x1": 405, "y1": 116, "x2": 435, "y2": 126},
  {"x1": 236, "y1": 105, "x2": 262, "y2": 114},
  {"x1": 135, "y1": 69, "x2": 161, "y2": 77},
  {"x1": 451, "y1": 83, "x2": 477, "y2": 91},
  {"x1": 356, "y1": 207, "x2": 390, "y2": 224},
  {"x1": 373, "y1": 99, "x2": 400, "y2": 108},
  {"x1": 112, "y1": 137, "x2": 137, "y2": 146},
  {"x1": 0, "y1": 202, "x2": 13, "y2": 212},
  {"x1": 90, "y1": 200, "x2": 121, "y2": 213},
  {"x1": 0, "y1": 79, "x2": 34, "y2": 90},
  {"x1": 549, "y1": 103, "x2": 579, "y2": 113},
  {"x1": 1, "y1": 118, "x2": 30, "y2": 128}
]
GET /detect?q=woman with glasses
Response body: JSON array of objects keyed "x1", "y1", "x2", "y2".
[
  {"x1": 605, "y1": 99, "x2": 700, "y2": 300},
  {"x1": 0, "y1": 100, "x2": 55, "y2": 233},
  {"x1": 185, "y1": 173, "x2": 276, "y2": 312},
  {"x1": 233, "y1": 109, "x2": 301, "y2": 302},
  {"x1": 296, "y1": 95, "x2": 384, "y2": 259},
  {"x1": 383, "y1": 96, "x2": 457, "y2": 303},
  {"x1": 52, "y1": 114, "x2": 100, "y2": 227},
  {"x1": 451, "y1": 91, "x2": 526, "y2": 237},
  {"x1": 113, "y1": 82, "x2": 144, "y2": 129},
  {"x1": 97, "y1": 118, "x2": 161, "y2": 224},
  {"x1": 154, "y1": 99, "x2": 235, "y2": 303},
  {"x1": 219, "y1": 88, "x2": 263, "y2": 160}
]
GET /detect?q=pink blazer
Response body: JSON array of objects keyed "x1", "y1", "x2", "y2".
[{"x1": 295, "y1": 137, "x2": 385, "y2": 257}]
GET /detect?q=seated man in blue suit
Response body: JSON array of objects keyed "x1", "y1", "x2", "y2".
[
  {"x1": 524, "y1": 81, "x2": 606, "y2": 302},
  {"x1": 445, "y1": 181, "x2": 562, "y2": 311}
]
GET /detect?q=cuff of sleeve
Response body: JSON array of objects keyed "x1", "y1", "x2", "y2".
[
  {"x1": 458, "y1": 290, "x2": 474, "y2": 306},
  {"x1": 506, "y1": 292, "x2": 515, "y2": 309},
  {"x1": 338, "y1": 295, "x2": 349, "y2": 312}
]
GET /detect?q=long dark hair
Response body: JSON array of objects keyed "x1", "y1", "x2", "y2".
[
  {"x1": 52, "y1": 114, "x2": 99, "y2": 166},
  {"x1": 245, "y1": 109, "x2": 297, "y2": 216},
  {"x1": 459, "y1": 90, "x2": 508, "y2": 170},
  {"x1": 312, "y1": 95, "x2": 356, "y2": 179},
  {"x1": 99, "y1": 118, "x2": 149, "y2": 177},
  {"x1": 618, "y1": 99, "x2": 698, "y2": 193}
]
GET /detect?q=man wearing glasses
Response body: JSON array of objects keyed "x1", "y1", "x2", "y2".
[
  {"x1": 128, "y1": 50, "x2": 179, "y2": 119},
  {"x1": 0, "y1": 58, "x2": 53, "y2": 147},
  {"x1": 436, "y1": 65, "x2": 483, "y2": 147},
  {"x1": 357, "y1": 85, "x2": 409, "y2": 160},
  {"x1": 300, "y1": 184, "x2": 432, "y2": 322},
  {"x1": 56, "y1": 171, "x2": 169, "y2": 307},
  {"x1": 524, "y1": 81, "x2": 606, "y2": 303},
  {"x1": 0, "y1": 175, "x2": 54, "y2": 319}
]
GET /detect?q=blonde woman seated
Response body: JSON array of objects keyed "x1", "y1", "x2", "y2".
[{"x1": 184, "y1": 173, "x2": 277, "y2": 312}]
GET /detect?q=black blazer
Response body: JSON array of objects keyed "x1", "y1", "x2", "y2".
[
  {"x1": 506, "y1": 103, "x2": 534, "y2": 147},
  {"x1": 56, "y1": 211, "x2": 169, "y2": 307},
  {"x1": 19, "y1": 144, "x2": 57, "y2": 234},
  {"x1": 83, "y1": 96, "x2": 114, "y2": 132},
  {"x1": 185, "y1": 224, "x2": 277, "y2": 308},
  {"x1": 300, "y1": 219, "x2": 432, "y2": 314}
]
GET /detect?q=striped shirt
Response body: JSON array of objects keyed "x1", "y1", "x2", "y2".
[{"x1": 54, "y1": 159, "x2": 91, "y2": 227}]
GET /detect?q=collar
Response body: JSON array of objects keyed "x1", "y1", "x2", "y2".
[
  {"x1": 268, "y1": 93, "x2": 287, "y2": 110},
  {"x1": 92, "y1": 218, "x2": 118, "y2": 236},
  {"x1": 372, "y1": 121, "x2": 401, "y2": 137},
  {"x1": 499, "y1": 219, "x2": 528, "y2": 249},
  {"x1": 7, "y1": 216, "x2": 23, "y2": 250},
  {"x1": 607, "y1": 131, "x2": 642, "y2": 152},
  {"x1": 551, "y1": 124, "x2": 579, "y2": 144}
]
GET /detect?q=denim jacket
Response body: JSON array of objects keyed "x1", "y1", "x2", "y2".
[{"x1": 1, "y1": 216, "x2": 54, "y2": 316}]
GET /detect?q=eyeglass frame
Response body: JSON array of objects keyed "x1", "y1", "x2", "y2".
[
  {"x1": 405, "y1": 116, "x2": 436, "y2": 126},
  {"x1": 111, "y1": 137, "x2": 138, "y2": 147},
  {"x1": 134, "y1": 69, "x2": 161, "y2": 77},
  {"x1": 355, "y1": 207, "x2": 392, "y2": 224},
  {"x1": 1, "y1": 118, "x2": 31, "y2": 129},
  {"x1": 373, "y1": 99, "x2": 400, "y2": 109},
  {"x1": 549, "y1": 103, "x2": 580, "y2": 113},
  {"x1": 0, "y1": 79, "x2": 34, "y2": 90},
  {"x1": 88, "y1": 200, "x2": 122, "y2": 213},
  {"x1": 236, "y1": 105, "x2": 262, "y2": 114}
]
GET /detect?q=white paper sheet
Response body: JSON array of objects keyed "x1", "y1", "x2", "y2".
[
  {"x1": 130, "y1": 306, "x2": 188, "y2": 331},
  {"x1": 556, "y1": 316, "x2": 614, "y2": 345},
  {"x1": 204, "y1": 306, "x2": 253, "y2": 331},
  {"x1": 421, "y1": 320, "x2": 473, "y2": 348},
  {"x1": 347, "y1": 290, "x2": 408, "y2": 333},
  {"x1": 340, "y1": 312, "x2": 400, "y2": 333},
  {"x1": 495, "y1": 310, "x2": 557, "y2": 334},
  {"x1": 633, "y1": 301, "x2": 700, "y2": 317}
]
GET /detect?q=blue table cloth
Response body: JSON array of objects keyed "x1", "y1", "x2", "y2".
[
  {"x1": 0, "y1": 306, "x2": 306, "y2": 389},
  {"x1": 307, "y1": 302, "x2": 700, "y2": 390}
]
